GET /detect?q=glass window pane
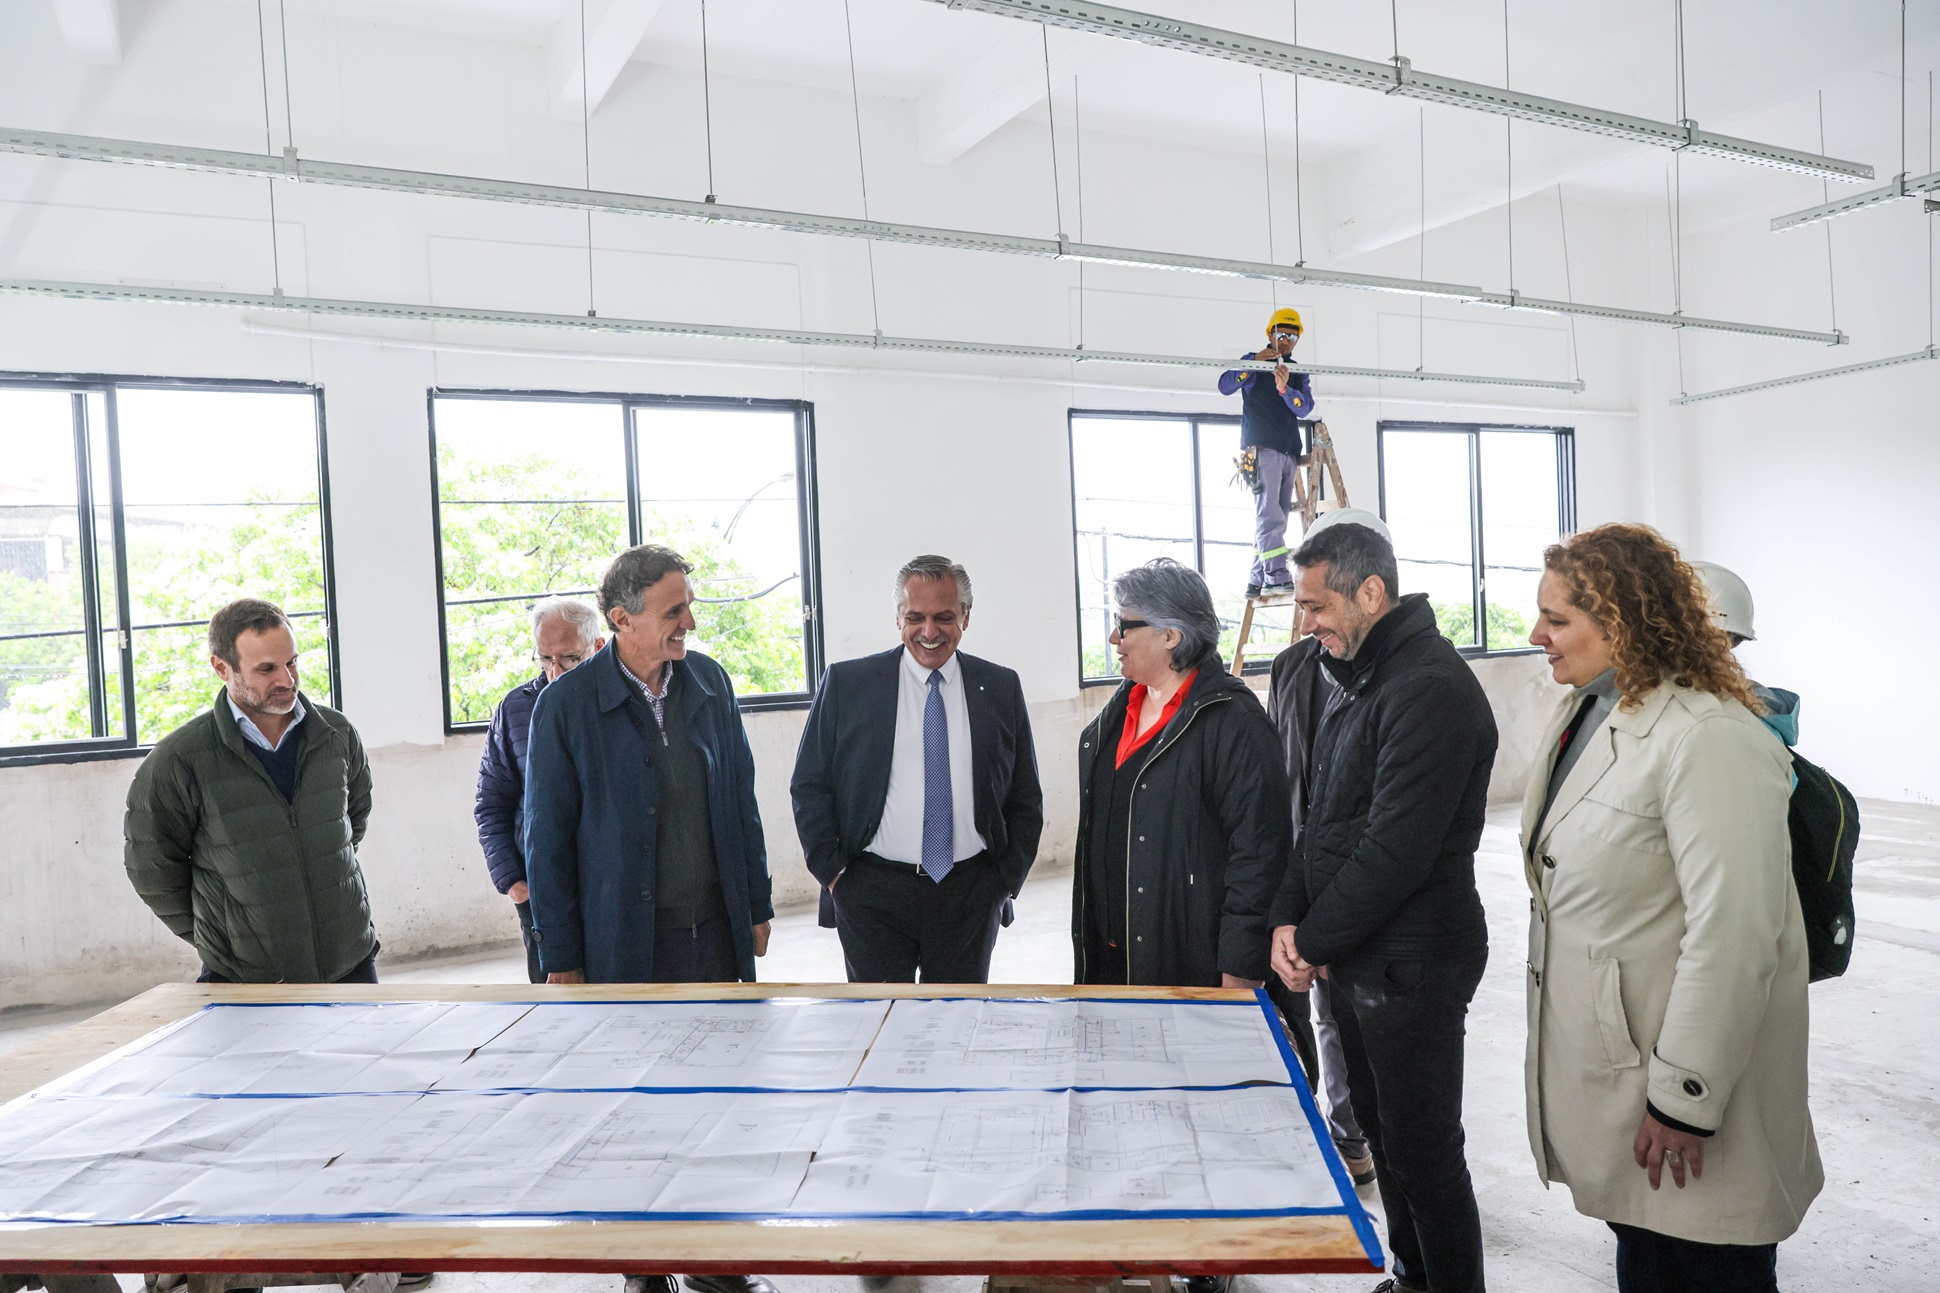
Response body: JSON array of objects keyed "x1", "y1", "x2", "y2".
[
  {"x1": 1480, "y1": 430, "x2": 1561, "y2": 652},
  {"x1": 1383, "y1": 430, "x2": 1477, "y2": 648},
  {"x1": 1196, "y1": 421, "x2": 1293, "y2": 662},
  {"x1": 0, "y1": 389, "x2": 96, "y2": 746},
  {"x1": 112, "y1": 388, "x2": 332, "y2": 744},
  {"x1": 435, "y1": 398, "x2": 627, "y2": 726},
  {"x1": 1071, "y1": 417, "x2": 1195, "y2": 681},
  {"x1": 632, "y1": 405, "x2": 808, "y2": 699}
]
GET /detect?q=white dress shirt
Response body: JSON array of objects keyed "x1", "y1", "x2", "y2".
[
  {"x1": 228, "y1": 693, "x2": 308, "y2": 752},
  {"x1": 865, "y1": 648, "x2": 986, "y2": 865}
]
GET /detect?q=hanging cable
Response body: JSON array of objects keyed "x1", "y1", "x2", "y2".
[
  {"x1": 1290, "y1": 0, "x2": 1306, "y2": 266},
  {"x1": 700, "y1": 0, "x2": 717, "y2": 201},
  {"x1": 1041, "y1": 25, "x2": 1065, "y2": 236},
  {"x1": 1418, "y1": 108, "x2": 1427, "y2": 370},
  {"x1": 1390, "y1": 0, "x2": 1400, "y2": 65},
  {"x1": 1664, "y1": 163, "x2": 1686, "y2": 395},
  {"x1": 1555, "y1": 184, "x2": 1582, "y2": 387},
  {"x1": 1817, "y1": 91, "x2": 1837, "y2": 334},
  {"x1": 1929, "y1": 71, "x2": 1935, "y2": 350},
  {"x1": 580, "y1": 0, "x2": 596, "y2": 316},
  {"x1": 840, "y1": 0, "x2": 881, "y2": 337},
  {"x1": 1502, "y1": 0, "x2": 1514, "y2": 290},
  {"x1": 253, "y1": 0, "x2": 283, "y2": 295},
  {"x1": 1073, "y1": 74, "x2": 1087, "y2": 349},
  {"x1": 277, "y1": 0, "x2": 296, "y2": 149},
  {"x1": 1673, "y1": 0, "x2": 1687, "y2": 124},
  {"x1": 1899, "y1": 0, "x2": 1907, "y2": 180},
  {"x1": 1259, "y1": 75, "x2": 1278, "y2": 309}
]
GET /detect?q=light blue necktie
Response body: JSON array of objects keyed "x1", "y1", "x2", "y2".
[{"x1": 921, "y1": 669, "x2": 954, "y2": 883}]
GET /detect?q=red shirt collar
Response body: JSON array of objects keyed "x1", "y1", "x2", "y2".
[{"x1": 1115, "y1": 669, "x2": 1199, "y2": 768}]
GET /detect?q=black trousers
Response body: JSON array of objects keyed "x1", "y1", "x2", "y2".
[
  {"x1": 1610, "y1": 1223, "x2": 1779, "y2": 1293},
  {"x1": 514, "y1": 899, "x2": 545, "y2": 984},
  {"x1": 833, "y1": 852, "x2": 1007, "y2": 983},
  {"x1": 1329, "y1": 949, "x2": 1488, "y2": 1293}
]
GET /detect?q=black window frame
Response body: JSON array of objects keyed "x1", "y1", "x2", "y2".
[
  {"x1": 0, "y1": 372, "x2": 341, "y2": 767},
  {"x1": 1375, "y1": 419, "x2": 1577, "y2": 659},
  {"x1": 428, "y1": 387, "x2": 824, "y2": 733},
  {"x1": 1068, "y1": 406, "x2": 1303, "y2": 686}
]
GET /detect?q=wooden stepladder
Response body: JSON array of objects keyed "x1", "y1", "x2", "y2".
[{"x1": 1230, "y1": 419, "x2": 1350, "y2": 677}]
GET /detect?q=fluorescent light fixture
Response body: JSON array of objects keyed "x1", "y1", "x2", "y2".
[
  {"x1": 928, "y1": 0, "x2": 1874, "y2": 181},
  {"x1": 0, "y1": 127, "x2": 1849, "y2": 345},
  {"x1": 0, "y1": 276, "x2": 1585, "y2": 391},
  {"x1": 1771, "y1": 168, "x2": 1940, "y2": 232},
  {"x1": 1669, "y1": 345, "x2": 1937, "y2": 404}
]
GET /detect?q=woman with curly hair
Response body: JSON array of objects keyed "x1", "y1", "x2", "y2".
[{"x1": 1521, "y1": 523, "x2": 1820, "y2": 1293}]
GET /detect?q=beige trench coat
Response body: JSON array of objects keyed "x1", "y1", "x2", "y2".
[{"x1": 1521, "y1": 680, "x2": 1822, "y2": 1245}]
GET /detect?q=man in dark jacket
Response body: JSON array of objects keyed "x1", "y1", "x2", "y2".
[
  {"x1": 474, "y1": 596, "x2": 604, "y2": 983},
  {"x1": 1217, "y1": 306, "x2": 1315, "y2": 597},
  {"x1": 1073, "y1": 558, "x2": 1290, "y2": 990},
  {"x1": 1269, "y1": 524, "x2": 1497, "y2": 1293},
  {"x1": 791, "y1": 555, "x2": 1042, "y2": 983},
  {"x1": 124, "y1": 598, "x2": 379, "y2": 984},
  {"x1": 524, "y1": 545, "x2": 774, "y2": 989}
]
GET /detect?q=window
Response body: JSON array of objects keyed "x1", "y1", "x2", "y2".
[
  {"x1": 1069, "y1": 411, "x2": 1308, "y2": 682},
  {"x1": 0, "y1": 377, "x2": 336, "y2": 761},
  {"x1": 430, "y1": 391, "x2": 821, "y2": 728},
  {"x1": 1377, "y1": 421, "x2": 1575, "y2": 654}
]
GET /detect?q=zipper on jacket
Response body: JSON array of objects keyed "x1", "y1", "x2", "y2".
[{"x1": 1121, "y1": 693, "x2": 1230, "y2": 984}]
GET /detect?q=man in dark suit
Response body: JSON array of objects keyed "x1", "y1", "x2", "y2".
[{"x1": 791, "y1": 554, "x2": 1043, "y2": 983}]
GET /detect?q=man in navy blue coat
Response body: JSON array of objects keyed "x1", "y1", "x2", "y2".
[
  {"x1": 473, "y1": 596, "x2": 604, "y2": 983},
  {"x1": 523, "y1": 544, "x2": 774, "y2": 989},
  {"x1": 791, "y1": 554, "x2": 1043, "y2": 983}
]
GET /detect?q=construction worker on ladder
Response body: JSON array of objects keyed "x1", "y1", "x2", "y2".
[{"x1": 1219, "y1": 307, "x2": 1316, "y2": 597}]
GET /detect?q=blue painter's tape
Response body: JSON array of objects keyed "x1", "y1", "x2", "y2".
[{"x1": 1253, "y1": 988, "x2": 1386, "y2": 1271}]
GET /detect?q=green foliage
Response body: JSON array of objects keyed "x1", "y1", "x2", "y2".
[
  {"x1": 437, "y1": 446, "x2": 806, "y2": 725},
  {"x1": 0, "y1": 569, "x2": 92, "y2": 743},
  {"x1": 1433, "y1": 599, "x2": 1534, "y2": 653},
  {"x1": 0, "y1": 497, "x2": 331, "y2": 747}
]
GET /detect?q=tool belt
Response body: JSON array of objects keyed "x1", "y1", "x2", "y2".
[{"x1": 1233, "y1": 445, "x2": 1263, "y2": 495}]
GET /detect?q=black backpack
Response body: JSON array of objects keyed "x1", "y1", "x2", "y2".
[{"x1": 1788, "y1": 750, "x2": 1860, "y2": 981}]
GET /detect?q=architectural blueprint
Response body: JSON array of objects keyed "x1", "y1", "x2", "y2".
[
  {"x1": 850, "y1": 998, "x2": 1293, "y2": 1088},
  {"x1": 0, "y1": 995, "x2": 1355, "y2": 1224}
]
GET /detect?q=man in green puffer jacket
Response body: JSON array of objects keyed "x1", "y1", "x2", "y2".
[{"x1": 124, "y1": 598, "x2": 380, "y2": 984}]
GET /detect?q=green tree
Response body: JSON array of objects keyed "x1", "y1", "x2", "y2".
[
  {"x1": 1432, "y1": 599, "x2": 1533, "y2": 652},
  {"x1": 437, "y1": 445, "x2": 807, "y2": 724}
]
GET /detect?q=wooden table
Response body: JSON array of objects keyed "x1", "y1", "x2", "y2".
[{"x1": 0, "y1": 983, "x2": 1381, "y2": 1278}]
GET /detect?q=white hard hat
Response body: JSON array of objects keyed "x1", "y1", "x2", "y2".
[
  {"x1": 1303, "y1": 506, "x2": 1392, "y2": 545},
  {"x1": 1690, "y1": 561, "x2": 1756, "y2": 642}
]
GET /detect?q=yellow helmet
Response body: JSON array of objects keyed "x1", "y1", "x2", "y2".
[{"x1": 1266, "y1": 307, "x2": 1303, "y2": 336}]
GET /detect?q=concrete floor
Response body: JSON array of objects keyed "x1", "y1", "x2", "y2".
[{"x1": 4, "y1": 801, "x2": 1935, "y2": 1292}]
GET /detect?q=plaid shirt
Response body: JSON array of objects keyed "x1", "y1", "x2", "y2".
[{"x1": 616, "y1": 655, "x2": 673, "y2": 733}]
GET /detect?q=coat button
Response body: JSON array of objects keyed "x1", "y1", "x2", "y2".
[
  {"x1": 1542, "y1": 855, "x2": 1556, "y2": 869},
  {"x1": 1136, "y1": 886, "x2": 1144, "y2": 894},
  {"x1": 648, "y1": 806, "x2": 657, "y2": 815},
  {"x1": 1138, "y1": 835, "x2": 1146, "y2": 842},
  {"x1": 1682, "y1": 1078, "x2": 1704, "y2": 1097}
]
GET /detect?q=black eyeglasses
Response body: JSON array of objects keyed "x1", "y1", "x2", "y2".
[{"x1": 1113, "y1": 617, "x2": 1150, "y2": 636}]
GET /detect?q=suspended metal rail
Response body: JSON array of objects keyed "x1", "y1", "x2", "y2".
[
  {"x1": 0, "y1": 127, "x2": 1847, "y2": 345},
  {"x1": 927, "y1": 0, "x2": 1873, "y2": 181},
  {"x1": 1771, "y1": 168, "x2": 1940, "y2": 231},
  {"x1": 0, "y1": 277, "x2": 1587, "y2": 392},
  {"x1": 1669, "y1": 344, "x2": 1937, "y2": 404}
]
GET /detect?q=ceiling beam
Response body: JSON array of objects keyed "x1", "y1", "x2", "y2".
[
  {"x1": 0, "y1": 125, "x2": 1847, "y2": 345},
  {"x1": 917, "y1": 25, "x2": 1050, "y2": 165},
  {"x1": 0, "y1": 276, "x2": 1587, "y2": 391},
  {"x1": 916, "y1": 0, "x2": 1874, "y2": 182},
  {"x1": 50, "y1": 0, "x2": 120, "y2": 65},
  {"x1": 548, "y1": 0, "x2": 669, "y2": 120}
]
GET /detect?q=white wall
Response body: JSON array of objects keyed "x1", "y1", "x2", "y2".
[{"x1": 2, "y1": 3, "x2": 1660, "y2": 1008}]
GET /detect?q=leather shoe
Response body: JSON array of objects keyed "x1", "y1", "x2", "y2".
[
  {"x1": 1366, "y1": 1279, "x2": 1426, "y2": 1293},
  {"x1": 624, "y1": 1279, "x2": 678, "y2": 1293},
  {"x1": 683, "y1": 1278, "x2": 778, "y2": 1293},
  {"x1": 1183, "y1": 1278, "x2": 1230, "y2": 1293}
]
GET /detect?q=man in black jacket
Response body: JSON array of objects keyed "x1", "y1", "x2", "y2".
[
  {"x1": 1269, "y1": 523, "x2": 1497, "y2": 1293},
  {"x1": 791, "y1": 555, "x2": 1043, "y2": 983}
]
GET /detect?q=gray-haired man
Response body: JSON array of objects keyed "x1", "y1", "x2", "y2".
[
  {"x1": 474, "y1": 596, "x2": 605, "y2": 984},
  {"x1": 791, "y1": 555, "x2": 1043, "y2": 983}
]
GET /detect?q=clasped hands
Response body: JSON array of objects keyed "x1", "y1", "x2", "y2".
[{"x1": 1269, "y1": 924, "x2": 1326, "y2": 992}]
